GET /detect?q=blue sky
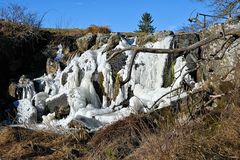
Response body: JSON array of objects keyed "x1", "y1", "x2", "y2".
[{"x1": 0, "y1": 0, "x2": 210, "y2": 32}]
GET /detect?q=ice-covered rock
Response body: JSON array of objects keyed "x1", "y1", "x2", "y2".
[
  {"x1": 16, "y1": 75, "x2": 36, "y2": 100},
  {"x1": 42, "y1": 112, "x2": 56, "y2": 126},
  {"x1": 13, "y1": 99, "x2": 37, "y2": 124},
  {"x1": 68, "y1": 115, "x2": 103, "y2": 130},
  {"x1": 32, "y1": 92, "x2": 49, "y2": 118},
  {"x1": 129, "y1": 96, "x2": 144, "y2": 113}
]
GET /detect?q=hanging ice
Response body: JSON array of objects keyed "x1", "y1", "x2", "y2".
[{"x1": 12, "y1": 33, "x2": 195, "y2": 131}]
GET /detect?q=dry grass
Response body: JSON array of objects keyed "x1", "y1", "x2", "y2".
[
  {"x1": 86, "y1": 114, "x2": 158, "y2": 160},
  {"x1": 83, "y1": 85, "x2": 240, "y2": 160},
  {"x1": 42, "y1": 25, "x2": 111, "y2": 37},
  {"x1": 84, "y1": 25, "x2": 111, "y2": 34},
  {"x1": 0, "y1": 127, "x2": 91, "y2": 159},
  {"x1": 1, "y1": 89, "x2": 240, "y2": 160}
]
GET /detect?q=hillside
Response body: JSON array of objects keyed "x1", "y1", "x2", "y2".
[{"x1": 0, "y1": 19, "x2": 240, "y2": 159}]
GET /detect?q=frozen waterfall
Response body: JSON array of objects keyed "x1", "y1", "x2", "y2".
[{"x1": 12, "y1": 34, "x2": 195, "y2": 131}]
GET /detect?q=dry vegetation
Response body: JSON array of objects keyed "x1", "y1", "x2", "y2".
[
  {"x1": 0, "y1": 127, "x2": 91, "y2": 159},
  {"x1": 42, "y1": 25, "x2": 111, "y2": 37},
  {"x1": 1, "y1": 20, "x2": 240, "y2": 160},
  {"x1": 1, "y1": 85, "x2": 239, "y2": 159}
]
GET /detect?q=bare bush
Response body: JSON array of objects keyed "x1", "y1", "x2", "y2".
[{"x1": 0, "y1": 3, "x2": 44, "y2": 28}]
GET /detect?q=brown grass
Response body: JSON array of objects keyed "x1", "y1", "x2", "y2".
[
  {"x1": 42, "y1": 25, "x2": 111, "y2": 37},
  {"x1": 86, "y1": 114, "x2": 158, "y2": 160},
  {"x1": 1, "y1": 89, "x2": 240, "y2": 160},
  {"x1": 0, "y1": 127, "x2": 91, "y2": 159},
  {"x1": 83, "y1": 85, "x2": 240, "y2": 160},
  {"x1": 84, "y1": 25, "x2": 111, "y2": 34}
]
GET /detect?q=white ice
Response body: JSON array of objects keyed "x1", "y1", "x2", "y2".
[{"x1": 14, "y1": 34, "x2": 195, "y2": 131}]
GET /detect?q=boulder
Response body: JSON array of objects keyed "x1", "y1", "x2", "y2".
[
  {"x1": 45, "y1": 93, "x2": 68, "y2": 113},
  {"x1": 76, "y1": 33, "x2": 97, "y2": 52},
  {"x1": 68, "y1": 115, "x2": 103, "y2": 130}
]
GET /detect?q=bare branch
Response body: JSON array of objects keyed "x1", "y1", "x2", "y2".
[
  {"x1": 120, "y1": 50, "x2": 138, "y2": 86},
  {"x1": 150, "y1": 87, "x2": 182, "y2": 109},
  {"x1": 107, "y1": 26, "x2": 240, "y2": 63}
]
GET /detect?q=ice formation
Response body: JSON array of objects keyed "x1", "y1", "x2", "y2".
[{"x1": 13, "y1": 34, "x2": 195, "y2": 131}]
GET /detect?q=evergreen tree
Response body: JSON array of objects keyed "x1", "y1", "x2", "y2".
[{"x1": 137, "y1": 12, "x2": 155, "y2": 33}]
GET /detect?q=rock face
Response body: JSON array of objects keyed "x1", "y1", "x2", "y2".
[
  {"x1": 162, "y1": 32, "x2": 200, "y2": 87},
  {"x1": 103, "y1": 33, "x2": 121, "y2": 53},
  {"x1": 203, "y1": 23, "x2": 240, "y2": 82},
  {"x1": 4, "y1": 20, "x2": 240, "y2": 131},
  {"x1": 0, "y1": 21, "x2": 51, "y2": 103},
  {"x1": 76, "y1": 33, "x2": 97, "y2": 52},
  {"x1": 95, "y1": 33, "x2": 110, "y2": 49}
]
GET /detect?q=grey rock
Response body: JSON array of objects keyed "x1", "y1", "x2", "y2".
[
  {"x1": 103, "y1": 32, "x2": 121, "y2": 53},
  {"x1": 68, "y1": 115, "x2": 103, "y2": 130},
  {"x1": 94, "y1": 33, "x2": 110, "y2": 49},
  {"x1": 76, "y1": 33, "x2": 97, "y2": 52},
  {"x1": 45, "y1": 92, "x2": 68, "y2": 113}
]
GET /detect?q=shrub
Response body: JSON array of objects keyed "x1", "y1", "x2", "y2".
[
  {"x1": 85, "y1": 25, "x2": 111, "y2": 34},
  {"x1": 0, "y1": 3, "x2": 44, "y2": 28}
]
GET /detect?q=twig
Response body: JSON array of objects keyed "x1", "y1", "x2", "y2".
[{"x1": 150, "y1": 87, "x2": 182, "y2": 109}]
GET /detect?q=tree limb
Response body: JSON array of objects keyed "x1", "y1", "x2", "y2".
[{"x1": 107, "y1": 26, "x2": 240, "y2": 62}]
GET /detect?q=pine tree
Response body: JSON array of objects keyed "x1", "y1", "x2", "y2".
[{"x1": 137, "y1": 12, "x2": 155, "y2": 33}]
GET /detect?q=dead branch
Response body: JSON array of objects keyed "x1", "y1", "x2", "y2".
[
  {"x1": 120, "y1": 50, "x2": 138, "y2": 86},
  {"x1": 150, "y1": 86, "x2": 182, "y2": 109},
  {"x1": 107, "y1": 26, "x2": 240, "y2": 62},
  {"x1": 220, "y1": 67, "x2": 235, "y2": 80},
  {"x1": 107, "y1": 26, "x2": 240, "y2": 86},
  {"x1": 212, "y1": 35, "x2": 238, "y2": 60}
]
